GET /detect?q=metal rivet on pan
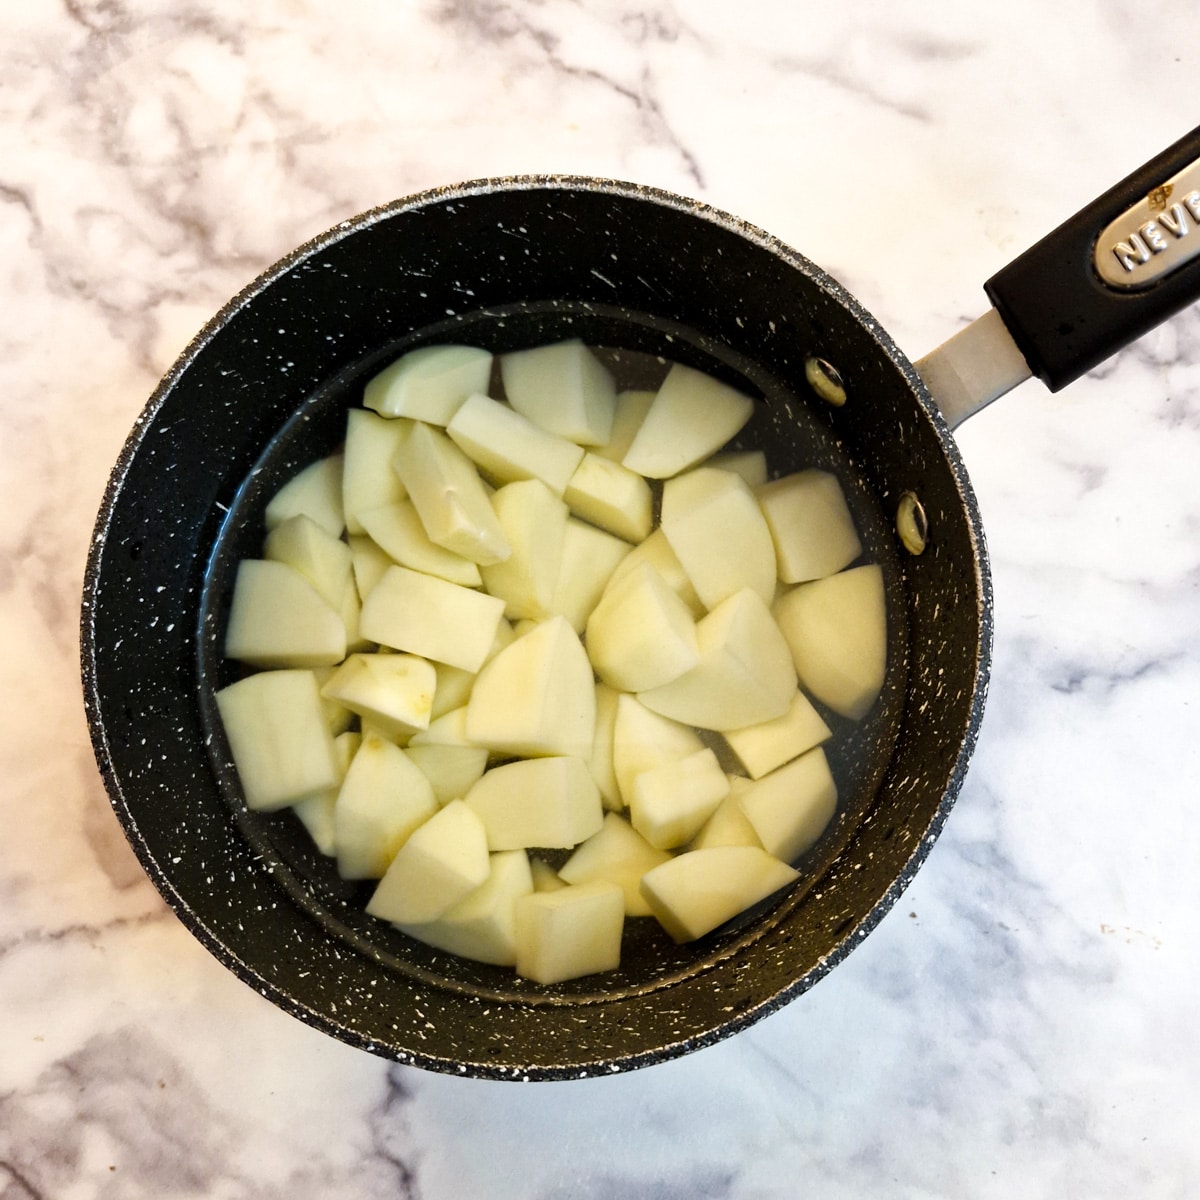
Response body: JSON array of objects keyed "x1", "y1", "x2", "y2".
[
  {"x1": 805, "y1": 356, "x2": 846, "y2": 406},
  {"x1": 896, "y1": 491, "x2": 928, "y2": 555}
]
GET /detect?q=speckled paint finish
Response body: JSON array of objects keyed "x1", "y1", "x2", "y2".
[{"x1": 81, "y1": 178, "x2": 991, "y2": 1081}]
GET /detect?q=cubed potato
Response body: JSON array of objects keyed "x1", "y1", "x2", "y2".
[
  {"x1": 604, "y1": 527, "x2": 704, "y2": 618},
  {"x1": 347, "y1": 534, "x2": 397, "y2": 602},
  {"x1": 639, "y1": 845, "x2": 799, "y2": 942},
  {"x1": 404, "y1": 743, "x2": 489, "y2": 805},
  {"x1": 398, "y1": 849, "x2": 534, "y2": 967},
  {"x1": 705, "y1": 449, "x2": 768, "y2": 488},
  {"x1": 559, "y1": 811, "x2": 672, "y2": 916},
  {"x1": 514, "y1": 880, "x2": 625, "y2": 984},
  {"x1": 549, "y1": 517, "x2": 633, "y2": 634},
  {"x1": 585, "y1": 560, "x2": 699, "y2": 693},
  {"x1": 224, "y1": 559, "x2": 347, "y2": 669},
  {"x1": 365, "y1": 799, "x2": 491, "y2": 924},
  {"x1": 773, "y1": 564, "x2": 887, "y2": 720},
  {"x1": 263, "y1": 513, "x2": 354, "y2": 609},
  {"x1": 407, "y1": 704, "x2": 476, "y2": 748},
  {"x1": 500, "y1": 339, "x2": 616, "y2": 446},
  {"x1": 721, "y1": 689, "x2": 832, "y2": 780},
  {"x1": 588, "y1": 681, "x2": 622, "y2": 812},
  {"x1": 530, "y1": 856, "x2": 568, "y2": 892},
  {"x1": 465, "y1": 755, "x2": 603, "y2": 850},
  {"x1": 333, "y1": 733, "x2": 438, "y2": 879},
  {"x1": 311, "y1": 666, "x2": 355, "y2": 736},
  {"x1": 479, "y1": 478, "x2": 569, "y2": 621},
  {"x1": 291, "y1": 729, "x2": 361, "y2": 856},
  {"x1": 264, "y1": 453, "x2": 345, "y2": 537},
  {"x1": 611, "y1": 693, "x2": 704, "y2": 809},
  {"x1": 446, "y1": 393, "x2": 585, "y2": 495},
  {"x1": 363, "y1": 344, "x2": 492, "y2": 425},
  {"x1": 621, "y1": 363, "x2": 755, "y2": 479},
  {"x1": 341, "y1": 409, "x2": 411, "y2": 534},
  {"x1": 688, "y1": 780, "x2": 764, "y2": 851},
  {"x1": 629, "y1": 747, "x2": 730, "y2": 850},
  {"x1": 660, "y1": 467, "x2": 777, "y2": 611},
  {"x1": 756, "y1": 470, "x2": 862, "y2": 583},
  {"x1": 563, "y1": 452, "x2": 653, "y2": 543},
  {"x1": 736, "y1": 746, "x2": 837, "y2": 863},
  {"x1": 215, "y1": 669, "x2": 341, "y2": 811},
  {"x1": 592, "y1": 388, "x2": 655, "y2": 463},
  {"x1": 392, "y1": 420, "x2": 511, "y2": 565},
  {"x1": 360, "y1": 565, "x2": 506, "y2": 673},
  {"x1": 430, "y1": 662, "x2": 476, "y2": 719},
  {"x1": 637, "y1": 587, "x2": 796, "y2": 731},
  {"x1": 319, "y1": 652, "x2": 437, "y2": 739},
  {"x1": 466, "y1": 616, "x2": 596, "y2": 760},
  {"x1": 358, "y1": 500, "x2": 483, "y2": 587}
]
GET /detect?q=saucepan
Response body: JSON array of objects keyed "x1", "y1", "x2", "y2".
[{"x1": 81, "y1": 124, "x2": 1200, "y2": 1079}]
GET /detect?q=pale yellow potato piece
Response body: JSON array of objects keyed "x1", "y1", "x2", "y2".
[
  {"x1": 264, "y1": 513, "x2": 354, "y2": 608},
  {"x1": 688, "y1": 780, "x2": 764, "y2": 851},
  {"x1": 563, "y1": 452, "x2": 653, "y2": 544},
  {"x1": 465, "y1": 756, "x2": 603, "y2": 850},
  {"x1": 479, "y1": 478, "x2": 569, "y2": 621},
  {"x1": 514, "y1": 880, "x2": 625, "y2": 984},
  {"x1": 365, "y1": 799, "x2": 490, "y2": 924},
  {"x1": 549, "y1": 517, "x2": 632, "y2": 634},
  {"x1": 466, "y1": 616, "x2": 596, "y2": 760},
  {"x1": 530, "y1": 857, "x2": 568, "y2": 892},
  {"x1": 347, "y1": 533, "x2": 396, "y2": 603},
  {"x1": 360, "y1": 565, "x2": 506, "y2": 673},
  {"x1": 333, "y1": 733, "x2": 438, "y2": 879},
  {"x1": 660, "y1": 467, "x2": 777, "y2": 611},
  {"x1": 392, "y1": 420, "x2": 511, "y2": 565},
  {"x1": 756, "y1": 470, "x2": 862, "y2": 583},
  {"x1": 407, "y1": 705, "x2": 475, "y2": 748},
  {"x1": 722, "y1": 689, "x2": 832, "y2": 780},
  {"x1": 588, "y1": 682, "x2": 622, "y2": 812},
  {"x1": 430, "y1": 662, "x2": 476, "y2": 720},
  {"x1": 559, "y1": 811, "x2": 672, "y2": 916},
  {"x1": 398, "y1": 849, "x2": 534, "y2": 967},
  {"x1": 319, "y1": 652, "x2": 436, "y2": 740},
  {"x1": 404, "y1": 743, "x2": 489, "y2": 806},
  {"x1": 311, "y1": 666, "x2": 355, "y2": 736},
  {"x1": 224, "y1": 559, "x2": 347, "y2": 669},
  {"x1": 605, "y1": 527, "x2": 704, "y2": 618},
  {"x1": 611, "y1": 693, "x2": 704, "y2": 809},
  {"x1": 215, "y1": 669, "x2": 341, "y2": 812},
  {"x1": 358, "y1": 500, "x2": 483, "y2": 587},
  {"x1": 446, "y1": 393, "x2": 585, "y2": 495},
  {"x1": 637, "y1": 588, "x2": 796, "y2": 732},
  {"x1": 592, "y1": 388, "x2": 655, "y2": 463},
  {"x1": 363, "y1": 344, "x2": 492, "y2": 425},
  {"x1": 341, "y1": 409, "x2": 410, "y2": 534},
  {"x1": 639, "y1": 846, "x2": 798, "y2": 943},
  {"x1": 736, "y1": 746, "x2": 837, "y2": 864},
  {"x1": 264, "y1": 453, "x2": 345, "y2": 537},
  {"x1": 291, "y1": 730, "x2": 360, "y2": 856},
  {"x1": 621, "y1": 363, "x2": 755, "y2": 479},
  {"x1": 500, "y1": 339, "x2": 616, "y2": 446},
  {"x1": 706, "y1": 449, "x2": 768, "y2": 488},
  {"x1": 629, "y1": 747, "x2": 730, "y2": 850},
  {"x1": 773, "y1": 564, "x2": 887, "y2": 720},
  {"x1": 586, "y1": 560, "x2": 699, "y2": 694}
]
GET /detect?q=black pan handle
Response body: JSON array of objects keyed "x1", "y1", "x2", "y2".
[{"x1": 983, "y1": 123, "x2": 1200, "y2": 392}]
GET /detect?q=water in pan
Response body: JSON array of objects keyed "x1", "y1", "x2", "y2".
[{"x1": 195, "y1": 299, "x2": 908, "y2": 1003}]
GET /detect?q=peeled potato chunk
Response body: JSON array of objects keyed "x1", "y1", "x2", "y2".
[
  {"x1": 629, "y1": 747, "x2": 730, "y2": 851},
  {"x1": 659, "y1": 466, "x2": 777, "y2": 611},
  {"x1": 500, "y1": 339, "x2": 616, "y2": 446},
  {"x1": 224, "y1": 559, "x2": 347, "y2": 669},
  {"x1": 592, "y1": 388, "x2": 655, "y2": 463},
  {"x1": 549, "y1": 518, "x2": 632, "y2": 635},
  {"x1": 736, "y1": 746, "x2": 837, "y2": 864},
  {"x1": 637, "y1": 588, "x2": 796, "y2": 732},
  {"x1": 358, "y1": 500, "x2": 482, "y2": 587},
  {"x1": 773, "y1": 564, "x2": 887, "y2": 720},
  {"x1": 319, "y1": 652, "x2": 436, "y2": 740},
  {"x1": 756, "y1": 469, "x2": 862, "y2": 583},
  {"x1": 215, "y1": 669, "x2": 340, "y2": 812},
  {"x1": 333, "y1": 733, "x2": 438, "y2": 880},
  {"x1": 465, "y1": 755, "x2": 603, "y2": 850},
  {"x1": 558, "y1": 812, "x2": 671, "y2": 916},
  {"x1": 466, "y1": 616, "x2": 596, "y2": 760},
  {"x1": 479, "y1": 478, "x2": 569, "y2": 622},
  {"x1": 514, "y1": 880, "x2": 625, "y2": 984},
  {"x1": 363, "y1": 344, "x2": 492, "y2": 425},
  {"x1": 639, "y1": 845, "x2": 799, "y2": 943},
  {"x1": 264, "y1": 453, "x2": 345, "y2": 537},
  {"x1": 365, "y1": 799, "x2": 491, "y2": 924},
  {"x1": 688, "y1": 781, "x2": 764, "y2": 851},
  {"x1": 291, "y1": 729, "x2": 360, "y2": 855},
  {"x1": 621, "y1": 363, "x2": 754, "y2": 479},
  {"x1": 605, "y1": 527, "x2": 704, "y2": 618},
  {"x1": 588, "y1": 682, "x2": 623, "y2": 812},
  {"x1": 722, "y1": 688, "x2": 832, "y2": 780},
  {"x1": 563, "y1": 452, "x2": 654, "y2": 544},
  {"x1": 404, "y1": 743, "x2": 489, "y2": 806},
  {"x1": 264, "y1": 513, "x2": 354, "y2": 609},
  {"x1": 611, "y1": 694, "x2": 705, "y2": 810},
  {"x1": 341, "y1": 409, "x2": 410, "y2": 534}
]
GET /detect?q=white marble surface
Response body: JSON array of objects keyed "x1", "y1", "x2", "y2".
[{"x1": 3, "y1": 1, "x2": 1199, "y2": 1194}]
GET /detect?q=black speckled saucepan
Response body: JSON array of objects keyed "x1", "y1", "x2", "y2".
[{"x1": 81, "y1": 125, "x2": 1200, "y2": 1080}]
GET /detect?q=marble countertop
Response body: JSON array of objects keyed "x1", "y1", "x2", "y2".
[{"x1": 3, "y1": 1, "x2": 1198, "y2": 1195}]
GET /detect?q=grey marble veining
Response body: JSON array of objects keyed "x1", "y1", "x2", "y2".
[{"x1": 3, "y1": 1, "x2": 1199, "y2": 1196}]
